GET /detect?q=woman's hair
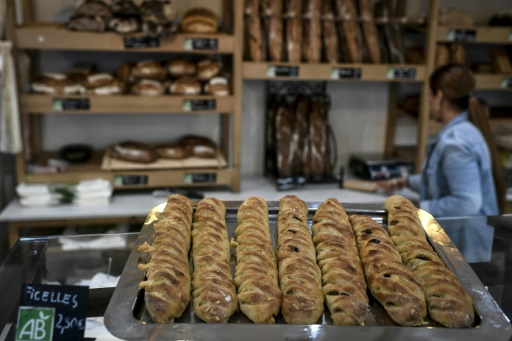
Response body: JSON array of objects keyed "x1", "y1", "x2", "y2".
[{"x1": 429, "y1": 63, "x2": 506, "y2": 213}]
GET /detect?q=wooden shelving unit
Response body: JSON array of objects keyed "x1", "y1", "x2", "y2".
[{"x1": 11, "y1": 1, "x2": 243, "y2": 192}]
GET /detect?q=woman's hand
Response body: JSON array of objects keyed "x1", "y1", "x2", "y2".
[{"x1": 377, "y1": 177, "x2": 407, "y2": 194}]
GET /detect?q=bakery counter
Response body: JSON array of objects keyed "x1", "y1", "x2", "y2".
[{"x1": 1, "y1": 205, "x2": 512, "y2": 339}]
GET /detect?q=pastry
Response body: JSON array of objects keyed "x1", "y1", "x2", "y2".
[
  {"x1": 262, "y1": 0, "x2": 283, "y2": 62},
  {"x1": 110, "y1": 141, "x2": 158, "y2": 163},
  {"x1": 302, "y1": 0, "x2": 321, "y2": 63},
  {"x1": 132, "y1": 79, "x2": 166, "y2": 96},
  {"x1": 180, "y1": 7, "x2": 218, "y2": 34},
  {"x1": 244, "y1": 0, "x2": 264, "y2": 61},
  {"x1": 232, "y1": 196, "x2": 281, "y2": 323},
  {"x1": 132, "y1": 60, "x2": 167, "y2": 81},
  {"x1": 191, "y1": 198, "x2": 238, "y2": 323},
  {"x1": 277, "y1": 195, "x2": 324, "y2": 324},
  {"x1": 204, "y1": 76, "x2": 229, "y2": 96},
  {"x1": 312, "y1": 198, "x2": 368, "y2": 325},
  {"x1": 284, "y1": 0, "x2": 302, "y2": 63},
  {"x1": 196, "y1": 60, "x2": 222, "y2": 81},
  {"x1": 169, "y1": 77, "x2": 201, "y2": 95},
  {"x1": 66, "y1": 14, "x2": 106, "y2": 32},
  {"x1": 166, "y1": 58, "x2": 196, "y2": 78},
  {"x1": 384, "y1": 195, "x2": 475, "y2": 328},
  {"x1": 349, "y1": 214, "x2": 427, "y2": 326},
  {"x1": 155, "y1": 143, "x2": 188, "y2": 159},
  {"x1": 137, "y1": 194, "x2": 193, "y2": 323}
]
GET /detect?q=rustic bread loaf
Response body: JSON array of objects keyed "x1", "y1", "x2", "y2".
[
  {"x1": 137, "y1": 194, "x2": 193, "y2": 323},
  {"x1": 350, "y1": 214, "x2": 427, "y2": 326},
  {"x1": 384, "y1": 195, "x2": 475, "y2": 328},
  {"x1": 232, "y1": 196, "x2": 282, "y2": 323},
  {"x1": 312, "y1": 198, "x2": 368, "y2": 325}
]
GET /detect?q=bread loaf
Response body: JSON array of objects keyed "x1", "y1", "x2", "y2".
[
  {"x1": 275, "y1": 104, "x2": 292, "y2": 178},
  {"x1": 312, "y1": 198, "x2": 368, "y2": 325},
  {"x1": 137, "y1": 194, "x2": 193, "y2": 323},
  {"x1": 284, "y1": 0, "x2": 302, "y2": 63},
  {"x1": 245, "y1": 0, "x2": 264, "y2": 61},
  {"x1": 302, "y1": 0, "x2": 322, "y2": 63},
  {"x1": 232, "y1": 196, "x2": 282, "y2": 323},
  {"x1": 132, "y1": 79, "x2": 165, "y2": 96},
  {"x1": 292, "y1": 97, "x2": 309, "y2": 177},
  {"x1": 277, "y1": 195, "x2": 324, "y2": 324},
  {"x1": 132, "y1": 60, "x2": 167, "y2": 81},
  {"x1": 166, "y1": 58, "x2": 196, "y2": 78},
  {"x1": 335, "y1": 0, "x2": 363, "y2": 63},
  {"x1": 110, "y1": 141, "x2": 158, "y2": 163},
  {"x1": 181, "y1": 7, "x2": 218, "y2": 33},
  {"x1": 155, "y1": 143, "x2": 188, "y2": 159},
  {"x1": 359, "y1": 0, "x2": 381, "y2": 63},
  {"x1": 435, "y1": 44, "x2": 450, "y2": 68},
  {"x1": 263, "y1": 0, "x2": 283, "y2": 62},
  {"x1": 309, "y1": 99, "x2": 327, "y2": 180},
  {"x1": 384, "y1": 195, "x2": 475, "y2": 328},
  {"x1": 169, "y1": 77, "x2": 201, "y2": 95},
  {"x1": 322, "y1": 0, "x2": 340, "y2": 63},
  {"x1": 349, "y1": 214, "x2": 427, "y2": 326},
  {"x1": 191, "y1": 198, "x2": 238, "y2": 323}
]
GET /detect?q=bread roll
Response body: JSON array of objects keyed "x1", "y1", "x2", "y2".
[
  {"x1": 384, "y1": 195, "x2": 475, "y2": 328},
  {"x1": 312, "y1": 198, "x2": 368, "y2": 325},
  {"x1": 137, "y1": 194, "x2": 193, "y2": 323},
  {"x1": 302, "y1": 0, "x2": 322, "y2": 63},
  {"x1": 232, "y1": 196, "x2": 281, "y2": 323},
  {"x1": 192, "y1": 198, "x2": 238, "y2": 323},
  {"x1": 349, "y1": 214, "x2": 427, "y2": 326},
  {"x1": 277, "y1": 195, "x2": 324, "y2": 324},
  {"x1": 284, "y1": 0, "x2": 302, "y2": 63}
]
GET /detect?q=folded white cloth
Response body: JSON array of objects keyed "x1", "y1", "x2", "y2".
[
  {"x1": 20, "y1": 196, "x2": 61, "y2": 207},
  {"x1": 16, "y1": 183, "x2": 51, "y2": 196},
  {"x1": 59, "y1": 234, "x2": 127, "y2": 250},
  {"x1": 75, "y1": 187, "x2": 113, "y2": 200},
  {"x1": 74, "y1": 197, "x2": 111, "y2": 207},
  {"x1": 75, "y1": 178, "x2": 112, "y2": 193}
]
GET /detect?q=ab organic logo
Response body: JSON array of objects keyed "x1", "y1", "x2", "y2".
[{"x1": 16, "y1": 307, "x2": 55, "y2": 341}]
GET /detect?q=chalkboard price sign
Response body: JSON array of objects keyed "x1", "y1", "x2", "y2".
[
  {"x1": 387, "y1": 67, "x2": 416, "y2": 80},
  {"x1": 183, "y1": 37, "x2": 218, "y2": 51},
  {"x1": 331, "y1": 67, "x2": 362, "y2": 79},
  {"x1": 182, "y1": 99, "x2": 217, "y2": 111},
  {"x1": 16, "y1": 284, "x2": 89, "y2": 341},
  {"x1": 53, "y1": 98, "x2": 90, "y2": 111},
  {"x1": 447, "y1": 29, "x2": 477, "y2": 42},
  {"x1": 267, "y1": 65, "x2": 300, "y2": 78},
  {"x1": 124, "y1": 35, "x2": 160, "y2": 48},
  {"x1": 184, "y1": 173, "x2": 217, "y2": 184}
]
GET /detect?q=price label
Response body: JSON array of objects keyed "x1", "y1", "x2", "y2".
[
  {"x1": 114, "y1": 175, "x2": 148, "y2": 186},
  {"x1": 184, "y1": 173, "x2": 217, "y2": 184},
  {"x1": 16, "y1": 284, "x2": 88, "y2": 341},
  {"x1": 447, "y1": 29, "x2": 477, "y2": 42},
  {"x1": 183, "y1": 37, "x2": 218, "y2": 51},
  {"x1": 124, "y1": 35, "x2": 160, "y2": 48},
  {"x1": 331, "y1": 67, "x2": 362, "y2": 79},
  {"x1": 501, "y1": 78, "x2": 512, "y2": 89},
  {"x1": 53, "y1": 98, "x2": 90, "y2": 111},
  {"x1": 267, "y1": 65, "x2": 300, "y2": 78},
  {"x1": 183, "y1": 99, "x2": 217, "y2": 111},
  {"x1": 387, "y1": 67, "x2": 416, "y2": 80}
]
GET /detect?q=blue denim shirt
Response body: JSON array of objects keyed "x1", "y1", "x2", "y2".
[{"x1": 408, "y1": 112, "x2": 499, "y2": 217}]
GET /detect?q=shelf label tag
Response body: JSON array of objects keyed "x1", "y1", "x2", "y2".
[
  {"x1": 53, "y1": 98, "x2": 90, "y2": 111},
  {"x1": 267, "y1": 65, "x2": 299, "y2": 78},
  {"x1": 183, "y1": 99, "x2": 217, "y2": 111},
  {"x1": 114, "y1": 175, "x2": 148, "y2": 186},
  {"x1": 330, "y1": 67, "x2": 362, "y2": 79},
  {"x1": 501, "y1": 77, "x2": 512, "y2": 89},
  {"x1": 183, "y1": 37, "x2": 218, "y2": 51},
  {"x1": 16, "y1": 284, "x2": 88, "y2": 341},
  {"x1": 447, "y1": 29, "x2": 477, "y2": 42},
  {"x1": 184, "y1": 173, "x2": 217, "y2": 184},
  {"x1": 124, "y1": 35, "x2": 160, "y2": 48},
  {"x1": 386, "y1": 67, "x2": 416, "y2": 80}
]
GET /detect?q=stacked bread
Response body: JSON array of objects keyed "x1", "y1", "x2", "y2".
[
  {"x1": 136, "y1": 194, "x2": 475, "y2": 327},
  {"x1": 269, "y1": 95, "x2": 333, "y2": 180},
  {"x1": 109, "y1": 135, "x2": 219, "y2": 163}
]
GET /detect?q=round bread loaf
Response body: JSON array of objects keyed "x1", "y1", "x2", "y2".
[
  {"x1": 166, "y1": 58, "x2": 196, "y2": 78},
  {"x1": 180, "y1": 7, "x2": 218, "y2": 33},
  {"x1": 204, "y1": 76, "x2": 229, "y2": 96},
  {"x1": 131, "y1": 79, "x2": 166, "y2": 96},
  {"x1": 132, "y1": 60, "x2": 167, "y2": 81},
  {"x1": 196, "y1": 60, "x2": 222, "y2": 81},
  {"x1": 169, "y1": 77, "x2": 201, "y2": 95}
]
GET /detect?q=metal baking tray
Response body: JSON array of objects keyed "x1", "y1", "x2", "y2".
[{"x1": 105, "y1": 201, "x2": 512, "y2": 340}]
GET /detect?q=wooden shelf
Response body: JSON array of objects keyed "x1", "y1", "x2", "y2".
[
  {"x1": 475, "y1": 74, "x2": 512, "y2": 91},
  {"x1": 15, "y1": 23, "x2": 235, "y2": 53},
  {"x1": 20, "y1": 94, "x2": 234, "y2": 114},
  {"x1": 242, "y1": 62, "x2": 425, "y2": 82},
  {"x1": 437, "y1": 25, "x2": 512, "y2": 44}
]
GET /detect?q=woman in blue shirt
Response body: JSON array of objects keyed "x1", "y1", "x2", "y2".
[{"x1": 379, "y1": 64, "x2": 505, "y2": 217}]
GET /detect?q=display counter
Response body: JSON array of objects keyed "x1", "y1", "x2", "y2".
[{"x1": 1, "y1": 213, "x2": 511, "y2": 340}]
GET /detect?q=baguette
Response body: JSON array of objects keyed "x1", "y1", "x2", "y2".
[
  {"x1": 232, "y1": 196, "x2": 282, "y2": 323},
  {"x1": 349, "y1": 214, "x2": 427, "y2": 326},
  {"x1": 277, "y1": 195, "x2": 324, "y2": 324},
  {"x1": 137, "y1": 194, "x2": 193, "y2": 323},
  {"x1": 245, "y1": 0, "x2": 264, "y2": 61},
  {"x1": 359, "y1": 0, "x2": 381, "y2": 63},
  {"x1": 322, "y1": 0, "x2": 340, "y2": 63},
  {"x1": 191, "y1": 198, "x2": 238, "y2": 323},
  {"x1": 263, "y1": 0, "x2": 283, "y2": 62},
  {"x1": 312, "y1": 198, "x2": 368, "y2": 325},
  {"x1": 384, "y1": 195, "x2": 475, "y2": 328},
  {"x1": 334, "y1": 0, "x2": 363, "y2": 63},
  {"x1": 302, "y1": 0, "x2": 322, "y2": 63},
  {"x1": 284, "y1": 0, "x2": 302, "y2": 63}
]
